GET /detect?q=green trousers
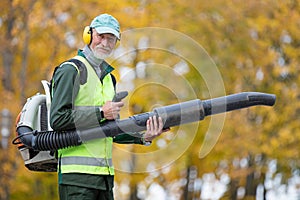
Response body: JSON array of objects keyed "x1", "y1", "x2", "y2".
[{"x1": 59, "y1": 184, "x2": 114, "y2": 200}]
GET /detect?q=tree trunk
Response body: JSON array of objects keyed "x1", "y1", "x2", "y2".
[
  {"x1": 2, "y1": 0, "x2": 15, "y2": 92},
  {"x1": 183, "y1": 166, "x2": 191, "y2": 200},
  {"x1": 20, "y1": 0, "x2": 37, "y2": 101},
  {"x1": 245, "y1": 172, "x2": 256, "y2": 197},
  {"x1": 229, "y1": 179, "x2": 238, "y2": 200}
]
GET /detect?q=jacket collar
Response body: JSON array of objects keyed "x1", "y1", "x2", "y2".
[{"x1": 77, "y1": 48, "x2": 114, "y2": 75}]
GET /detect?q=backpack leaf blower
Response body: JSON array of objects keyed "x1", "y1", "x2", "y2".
[{"x1": 13, "y1": 81, "x2": 276, "y2": 172}]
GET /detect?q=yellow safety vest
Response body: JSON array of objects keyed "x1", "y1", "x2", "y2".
[{"x1": 58, "y1": 56, "x2": 115, "y2": 175}]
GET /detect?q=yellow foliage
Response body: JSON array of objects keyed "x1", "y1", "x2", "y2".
[{"x1": 1, "y1": 0, "x2": 300, "y2": 199}]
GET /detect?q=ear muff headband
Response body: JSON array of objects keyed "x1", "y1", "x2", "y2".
[{"x1": 82, "y1": 26, "x2": 92, "y2": 45}]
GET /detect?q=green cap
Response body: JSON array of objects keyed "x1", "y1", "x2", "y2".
[{"x1": 90, "y1": 14, "x2": 120, "y2": 40}]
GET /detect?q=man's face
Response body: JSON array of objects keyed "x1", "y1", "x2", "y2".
[{"x1": 90, "y1": 29, "x2": 117, "y2": 59}]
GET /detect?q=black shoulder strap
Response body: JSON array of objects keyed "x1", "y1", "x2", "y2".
[
  {"x1": 111, "y1": 74, "x2": 116, "y2": 90},
  {"x1": 68, "y1": 59, "x2": 87, "y2": 85},
  {"x1": 50, "y1": 58, "x2": 116, "y2": 92},
  {"x1": 49, "y1": 59, "x2": 87, "y2": 98}
]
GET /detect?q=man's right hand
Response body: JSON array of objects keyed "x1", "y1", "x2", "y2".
[{"x1": 102, "y1": 101, "x2": 124, "y2": 120}]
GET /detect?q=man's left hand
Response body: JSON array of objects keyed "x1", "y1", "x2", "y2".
[{"x1": 143, "y1": 116, "x2": 170, "y2": 142}]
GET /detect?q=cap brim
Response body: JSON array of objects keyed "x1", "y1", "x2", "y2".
[{"x1": 94, "y1": 27, "x2": 120, "y2": 40}]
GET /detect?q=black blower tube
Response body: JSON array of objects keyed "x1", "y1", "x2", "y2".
[{"x1": 15, "y1": 92, "x2": 276, "y2": 151}]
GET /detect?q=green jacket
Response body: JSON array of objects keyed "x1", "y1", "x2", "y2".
[
  {"x1": 58, "y1": 55, "x2": 116, "y2": 176},
  {"x1": 50, "y1": 50, "x2": 143, "y2": 144},
  {"x1": 50, "y1": 50, "x2": 144, "y2": 190}
]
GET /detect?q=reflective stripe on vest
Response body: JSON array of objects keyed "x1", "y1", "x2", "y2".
[
  {"x1": 61, "y1": 156, "x2": 113, "y2": 167},
  {"x1": 58, "y1": 56, "x2": 115, "y2": 175}
]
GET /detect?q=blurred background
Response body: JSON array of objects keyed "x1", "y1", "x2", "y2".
[{"x1": 0, "y1": 0, "x2": 300, "y2": 199}]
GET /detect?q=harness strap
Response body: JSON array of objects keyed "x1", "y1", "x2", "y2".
[{"x1": 49, "y1": 58, "x2": 87, "y2": 98}]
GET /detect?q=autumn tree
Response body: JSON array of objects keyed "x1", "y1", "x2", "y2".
[{"x1": 1, "y1": 0, "x2": 300, "y2": 199}]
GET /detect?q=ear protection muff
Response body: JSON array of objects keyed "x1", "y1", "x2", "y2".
[{"x1": 82, "y1": 26, "x2": 92, "y2": 45}]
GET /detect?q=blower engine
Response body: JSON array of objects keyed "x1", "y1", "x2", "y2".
[
  {"x1": 13, "y1": 81, "x2": 276, "y2": 172},
  {"x1": 14, "y1": 81, "x2": 57, "y2": 171}
]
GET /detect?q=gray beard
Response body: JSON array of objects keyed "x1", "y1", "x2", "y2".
[{"x1": 91, "y1": 46, "x2": 111, "y2": 60}]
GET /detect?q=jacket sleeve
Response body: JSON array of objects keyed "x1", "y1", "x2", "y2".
[
  {"x1": 50, "y1": 64, "x2": 103, "y2": 131},
  {"x1": 113, "y1": 133, "x2": 144, "y2": 144}
]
